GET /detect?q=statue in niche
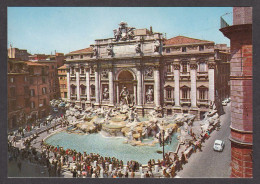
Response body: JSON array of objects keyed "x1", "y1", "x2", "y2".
[
  {"x1": 154, "y1": 40, "x2": 160, "y2": 52},
  {"x1": 107, "y1": 44, "x2": 113, "y2": 56},
  {"x1": 135, "y1": 43, "x2": 141, "y2": 54},
  {"x1": 120, "y1": 86, "x2": 130, "y2": 105},
  {"x1": 103, "y1": 87, "x2": 109, "y2": 100},
  {"x1": 146, "y1": 86, "x2": 154, "y2": 103},
  {"x1": 145, "y1": 67, "x2": 153, "y2": 78}
]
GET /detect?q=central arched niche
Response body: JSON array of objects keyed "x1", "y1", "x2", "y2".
[{"x1": 117, "y1": 70, "x2": 135, "y2": 98}]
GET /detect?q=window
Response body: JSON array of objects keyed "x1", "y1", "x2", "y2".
[
  {"x1": 30, "y1": 89, "x2": 35, "y2": 97},
  {"x1": 43, "y1": 98, "x2": 46, "y2": 105},
  {"x1": 182, "y1": 62, "x2": 188, "y2": 73},
  {"x1": 199, "y1": 45, "x2": 204, "y2": 51},
  {"x1": 199, "y1": 63, "x2": 206, "y2": 72},
  {"x1": 42, "y1": 76, "x2": 46, "y2": 83},
  {"x1": 30, "y1": 77, "x2": 34, "y2": 85},
  {"x1": 80, "y1": 55, "x2": 83, "y2": 59},
  {"x1": 71, "y1": 86, "x2": 76, "y2": 95},
  {"x1": 25, "y1": 98, "x2": 30, "y2": 107},
  {"x1": 31, "y1": 101, "x2": 35, "y2": 109},
  {"x1": 10, "y1": 87, "x2": 15, "y2": 97},
  {"x1": 166, "y1": 48, "x2": 170, "y2": 53},
  {"x1": 182, "y1": 88, "x2": 189, "y2": 99},
  {"x1": 182, "y1": 47, "x2": 186, "y2": 52},
  {"x1": 71, "y1": 67, "x2": 75, "y2": 75},
  {"x1": 52, "y1": 65, "x2": 54, "y2": 69},
  {"x1": 71, "y1": 56, "x2": 74, "y2": 59},
  {"x1": 64, "y1": 92, "x2": 67, "y2": 98},
  {"x1": 24, "y1": 76, "x2": 28, "y2": 82},
  {"x1": 81, "y1": 86, "x2": 86, "y2": 95},
  {"x1": 167, "y1": 64, "x2": 172, "y2": 73},
  {"x1": 24, "y1": 86, "x2": 29, "y2": 95},
  {"x1": 11, "y1": 100, "x2": 16, "y2": 110},
  {"x1": 10, "y1": 77, "x2": 14, "y2": 83},
  {"x1": 199, "y1": 88, "x2": 208, "y2": 100},
  {"x1": 166, "y1": 88, "x2": 172, "y2": 99},
  {"x1": 41, "y1": 67, "x2": 45, "y2": 75},
  {"x1": 42, "y1": 87, "x2": 46, "y2": 94},
  {"x1": 91, "y1": 85, "x2": 95, "y2": 97},
  {"x1": 29, "y1": 68, "x2": 34, "y2": 75}
]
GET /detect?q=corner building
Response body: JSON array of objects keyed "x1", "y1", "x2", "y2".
[
  {"x1": 220, "y1": 7, "x2": 253, "y2": 178},
  {"x1": 65, "y1": 22, "x2": 230, "y2": 119}
]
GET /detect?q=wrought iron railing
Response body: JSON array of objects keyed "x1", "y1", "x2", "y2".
[{"x1": 220, "y1": 12, "x2": 233, "y2": 29}]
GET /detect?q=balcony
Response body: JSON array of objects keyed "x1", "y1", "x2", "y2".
[
  {"x1": 180, "y1": 98, "x2": 191, "y2": 106},
  {"x1": 164, "y1": 98, "x2": 175, "y2": 106},
  {"x1": 80, "y1": 75, "x2": 86, "y2": 81},
  {"x1": 80, "y1": 94, "x2": 87, "y2": 99},
  {"x1": 70, "y1": 76, "x2": 76, "y2": 81},
  {"x1": 180, "y1": 72, "x2": 190, "y2": 80},
  {"x1": 197, "y1": 72, "x2": 208, "y2": 80},
  {"x1": 197, "y1": 99, "x2": 209, "y2": 107},
  {"x1": 70, "y1": 94, "x2": 77, "y2": 100}
]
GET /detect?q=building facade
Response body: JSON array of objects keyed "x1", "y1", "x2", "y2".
[
  {"x1": 8, "y1": 47, "x2": 30, "y2": 61},
  {"x1": 8, "y1": 60, "x2": 30, "y2": 129},
  {"x1": 163, "y1": 37, "x2": 230, "y2": 118},
  {"x1": 7, "y1": 59, "x2": 50, "y2": 129},
  {"x1": 65, "y1": 22, "x2": 230, "y2": 119},
  {"x1": 58, "y1": 65, "x2": 68, "y2": 99},
  {"x1": 220, "y1": 7, "x2": 253, "y2": 178}
]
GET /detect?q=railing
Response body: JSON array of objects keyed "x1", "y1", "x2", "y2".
[
  {"x1": 70, "y1": 94, "x2": 77, "y2": 99},
  {"x1": 197, "y1": 99, "x2": 209, "y2": 106},
  {"x1": 197, "y1": 72, "x2": 208, "y2": 79},
  {"x1": 220, "y1": 12, "x2": 233, "y2": 29},
  {"x1": 80, "y1": 95, "x2": 87, "y2": 99},
  {"x1": 180, "y1": 98, "x2": 191, "y2": 102}
]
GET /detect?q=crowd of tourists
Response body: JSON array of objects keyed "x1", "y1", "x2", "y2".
[{"x1": 7, "y1": 111, "x2": 205, "y2": 178}]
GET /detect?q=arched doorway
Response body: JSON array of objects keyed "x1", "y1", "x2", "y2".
[{"x1": 118, "y1": 70, "x2": 135, "y2": 104}]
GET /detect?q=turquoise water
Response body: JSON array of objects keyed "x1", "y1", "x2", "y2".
[{"x1": 45, "y1": 132, "x2": 179, "y2": 164}]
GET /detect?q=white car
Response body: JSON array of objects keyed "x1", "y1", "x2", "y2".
[
  {"x1": 213, "y1": 140, "x2": 225, "y2": 152},
  {"x1": 222, "y1": 100, "x2": 227, "y2": 106}
]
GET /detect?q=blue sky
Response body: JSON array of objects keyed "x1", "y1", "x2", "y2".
[{"x1": 8, "y1": 7, "x2": 232, "y2": 55}]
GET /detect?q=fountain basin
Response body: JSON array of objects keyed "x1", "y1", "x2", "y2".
[{"x1": 45, "y1": 131, "x2": 179, "y2": 164}]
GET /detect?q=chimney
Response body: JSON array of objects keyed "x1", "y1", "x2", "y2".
[{"x1": 150, "y1": 26, "x2": 153, "y2": 34}]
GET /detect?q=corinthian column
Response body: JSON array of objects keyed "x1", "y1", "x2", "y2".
[
  {"x1": 86, "y1": 68, "x2": 90, "y2": 103},
  {"x1": 190, "y1": 63, "x2": 197, "y2": 107},
  {"x1": 95, "y1": 68, "x2": 100, "y2": 105},
  {"x1": 66, "y1": 67, "x2": 70, "y2": 100},
  {"x1": 208, "y1": 62, "x2": 215, "y2": 102},
  {"x1": 108, "y1": 69, "x2": 114, "y2": 105},
  {"x1": 174, "y1": 64, "x2": 180, "y2": 106},
  {"x1": 76, "y1": 68, "x2": 80, "y2": 100},
  {"x1": 154, "y1": 66, "x2": 160, "y2": 107},
  {"x1": 137, "y1": 68, "x2": 142, "y2": 106}
]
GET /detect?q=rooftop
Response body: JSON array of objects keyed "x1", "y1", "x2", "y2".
[
  {"x1": 67, "y1": 47, "x2": 93, "y2": 55},
  {"x1": 164, "y1": 36, "x2": 214, "y2": 46},
  {"x1": 58, "y1": 65, "x2": 67, "y2": 69}
]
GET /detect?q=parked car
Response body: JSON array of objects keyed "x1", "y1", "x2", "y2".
[
  {"x1": 213, "y1": 140, "x2": 225, "y2": 152},
  {"x1": 222, "y1": 100, "x2": 227, "y2": 106}
]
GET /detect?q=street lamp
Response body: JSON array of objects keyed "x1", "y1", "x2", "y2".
[{"x1": 161, "y1": 121, "x2": 165, "y2": 162}]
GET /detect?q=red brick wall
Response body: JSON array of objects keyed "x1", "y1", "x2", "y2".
[{"x1": 228, "y1": 23, "x2": 252, "y2": 177}]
